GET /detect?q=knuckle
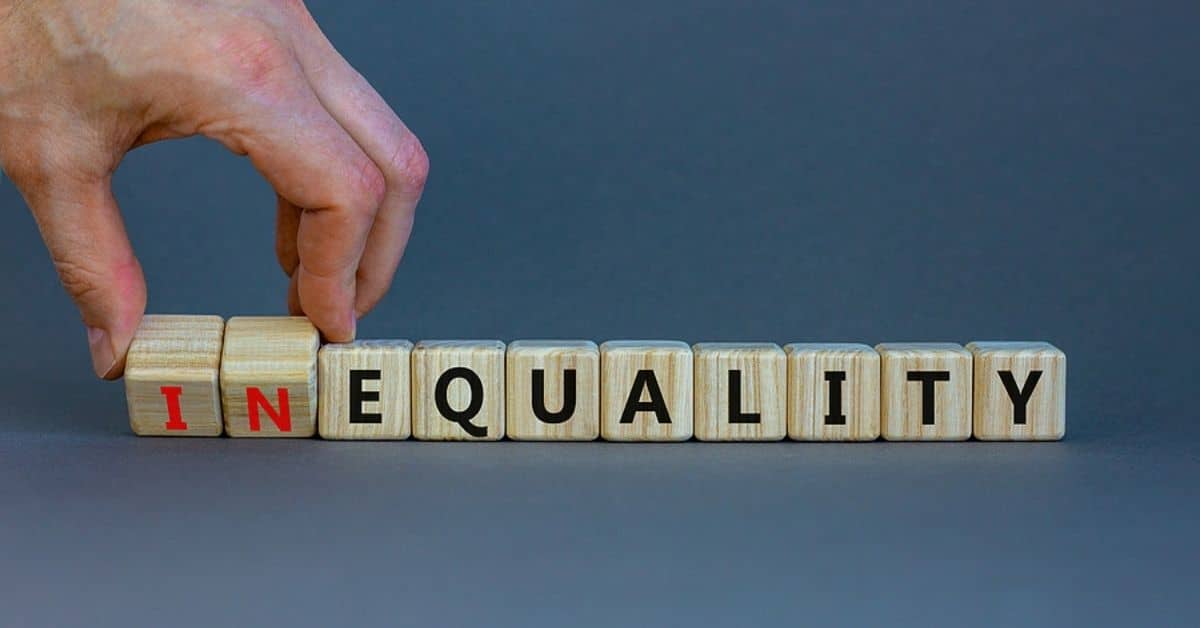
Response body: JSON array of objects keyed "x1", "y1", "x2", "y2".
[
  {"x1": 51, "y1": 252, "x2": 140, "y2": 314},
  {"x1": 349, "y1": 156, "x2": 387, "y2": 215},
  {"x1": 53, "y1": 257, "x2": 105, "y2": 303},
  {"x1": 383, "y1": 134, "x2": 429, "y2": 192}
]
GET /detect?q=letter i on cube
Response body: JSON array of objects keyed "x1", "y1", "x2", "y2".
[
  {"x1": 785, "y1": 343, "x2": 880, "y2": 441},
  {"x1": 125, "y1": 315, "x2": 225, "y2": 436}
]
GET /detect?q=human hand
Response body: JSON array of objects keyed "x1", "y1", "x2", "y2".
[{"x1": 0, "y1": 0, "x2": 428, "y2": 378}]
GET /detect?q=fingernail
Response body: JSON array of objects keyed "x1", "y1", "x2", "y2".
[
  {"x1": 347, "y1": 308, "x2": 358, "y2": 340},
  {"x1": 87, "y1": 326, "x2": 118, "y2": 379}
]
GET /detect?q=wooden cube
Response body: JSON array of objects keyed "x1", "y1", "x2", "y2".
[
  {"x1": 412, "y1": 340, "x2": 505, "y2": 441},
  {"x1": 220, "y1": 316, "x2": 319, "y2": 438},
  {"x1": 785, "y1": 343, "x2": 880, "y2": 441},
  {"x1": 877, "y1": 343, "x2": 972, "y2": 441},
  {"x1": 600, "y1": 341, "x2": 693, "y2": 441},
  {"x1": 318, "y1": 340, "x2": 413, "y2": 440},
  {"x1": 124, "y1": 315, "x2": 225, "y2": 436},
  {"x1": 506, "y1": 340, "x2": 599, "y2": 441},
  {"x1": 693, "y1": 343, "x2": 786, "y2": 441},
  {"x1": 968, "y1": 341, "x2": 1066, "y2": 441}
]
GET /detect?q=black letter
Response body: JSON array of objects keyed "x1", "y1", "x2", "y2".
[
  {"x1": 620, "y1": 370, "x2": 672, "y2": 424},
  {"x1": 824, "y1": 371, "x2": 847, "y2": 425},
  {"x1": 728, "y1": 370, "x2": 760, "y2": 424},
  {"x1": 998, "y1": 370, "x2": 1042, "y2": 425},
  {"x1": 907, "y1": 371, "x2": 951, "y2": 425},
  {"x1": 349, "y1": 369, "x2": 382, "y2": 424},
  {"x1": 434, "y1": 367, "x2": 487, "y2": 437},
  {"x1": 531, "y1": 369, "x2": 577, "y2": 424}
]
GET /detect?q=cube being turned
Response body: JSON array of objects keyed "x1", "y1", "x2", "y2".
[
  {"x1": 693, "y1": 343, "x2": 786, "y2": 441},
  {"x1": 220, "y1": 317, "x2": 319, "y2": 437},
  {"x1": 785, "y1": 343, "x2": 880, "y2": 441},
  {"x1": 319, "y1": 340, "x2": 413, "y2": 440},
  {"x1": 600, "y1": 341, "x2": 693, "y2": 441},
  {"x1": 968, "y1": 342, "x2": 1065, "y2": 441},
  {"x1": 506, "y1": 340, "x2": 599, "y2": 441},
  {"x1": 877, "y1": 343, "x2": 972, "y2": 441},
  {"x1": 125, "y1": 315, "x2": 225, "y2": 436},
  {"x1": 412, "y1": 340, "x2": 506, "y2": 441}
]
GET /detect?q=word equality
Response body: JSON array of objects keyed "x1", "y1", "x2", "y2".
[{"x1": 124, "y1": 316, "x2": 1066, "y2": 441}]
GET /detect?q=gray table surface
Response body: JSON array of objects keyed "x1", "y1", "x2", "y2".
[{"x1": 2, "y1": 1, "x2": 1197, "y2": 625}]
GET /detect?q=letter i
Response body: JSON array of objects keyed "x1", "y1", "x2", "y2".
[{"x1": 160, "y1": 386, "x2": 188, "y2": 430}]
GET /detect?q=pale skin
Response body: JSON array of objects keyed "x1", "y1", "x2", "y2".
[{"x1": 0, "y1": 0, "x2": 429, "y2": 378}]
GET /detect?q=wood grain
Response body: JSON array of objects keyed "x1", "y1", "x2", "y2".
[
  {"x1": 877, "y1": 343, "x2": 972, "y2": 441},
  {"x1": 600, "y1": 341, "x2": 693, "y2": 441},
  {"x1": 125, "y1": 315, "x2": 225, "y2": 436},
  {"x1": 220, "y1": 316, "x2": 319, "y2": 438},
  {"x1": 693, "y1": 343, "x2": 786, "y2": 441},
  {"x1": 968, "y1": 341, "x2": 1065, "y2": 441},
  {"x1": 412, "y1": 340, "x2": 506, "y2": 441},
  {"x1": 785, "y1": 343, "x2": 880, "y2": 441},
  {"x1": 319, "y1": 340, "x2": 413, "y2": 440},
  {"x1": 506, "y1": 340, "x2": 599, "y2": 441},
  {"x1": 125, "y1": 317, "x2": 1066, "y2": 445}
]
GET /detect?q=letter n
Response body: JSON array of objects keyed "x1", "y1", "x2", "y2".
[{"x1": 246, "y1": 387, "x2": 292, "y2": 432}]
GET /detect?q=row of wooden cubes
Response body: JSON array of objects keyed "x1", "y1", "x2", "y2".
[{"x1": 125, "y1": 315, "x2": 1066, "y2": 441}]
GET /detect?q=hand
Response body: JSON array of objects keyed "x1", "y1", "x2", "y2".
[{"x1": 0, "y1": 0, "x2": 429, "y2": 378}]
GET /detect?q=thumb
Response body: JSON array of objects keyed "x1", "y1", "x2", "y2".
[{"x1": 17, "y1": 176, "x2": 147, "y2": 379}]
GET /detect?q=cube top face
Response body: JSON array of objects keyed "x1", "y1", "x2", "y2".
[
  {"x1": 508, "y1": 339, "x2": 599, "y2": 353},
  {"x1": 968, "y1": 341, "x2": 1066, "y2": 441},
  {"x1": 875, "y1": 342, "x2": 971, "y2": 357},
  {"x1": 412, "y1": 340, "x2": 506, "y2": 441},
  {"x1": 600, "y1": 340, "x2": 691, "y2": 354},
  {"x1": 784, "y1": 342, "x2": 875, "y2": 357},
  {"x1": 415, "y1": 339, "x2": 506, "y2": 352},
  {"x1": 506, "y1": 340, "x2": 600, "y2": 441},
  {"x1": 600, "y1": 340, "x2": 693, "y2": 441},
  {"x1": 784, "y1": 343, "x2": 880, "y2": 441},
  {"x1": 693, "y1": 343, "x2": 786, "y2": 441},
  {"x1": 125, "y1": 315, "x2": 224, "y2": 380},
  {"x1": 692, "y1": 342, "x2": 783, "y2": 354},
  {"x1": 318, "y1": 340, "x2": 413, "y2": 440},
  {"x1": 966, "y1": 341, "x2": 1063, "y2": 359},
  {"x1": 322, "y1": 339, "x2": 414, "y2": 354},
  {"x1": 877, "y1": 342, "x2": 972, "y2": 441},
  {"x1": 125, "y1": 315, "x2": 224, "y2": 437},
  {"x1": 220, "y1": 316, "x2": 319, "y2": 438},
  {"x1": 221, "y1": 317, "x2": 320, "y2": 380},
  {"x1": 692, "y1": 342, "x2": 781, "y2": 352}
]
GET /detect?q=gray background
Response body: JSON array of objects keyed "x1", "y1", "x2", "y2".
[{"x1": 1, "y1": 1, "x2": 1196, "y2": 625}]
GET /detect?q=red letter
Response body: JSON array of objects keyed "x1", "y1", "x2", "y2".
[
  {"x1": 246, "y1": 387, "x2": 292, "y2": 432},
  {"x1": 160, "y1": 386, "x2": 188, "y2": 431}
]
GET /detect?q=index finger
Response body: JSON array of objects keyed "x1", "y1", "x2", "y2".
[{"x1": 215, "y1": 79, "x2": 384, "y2": 341}]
